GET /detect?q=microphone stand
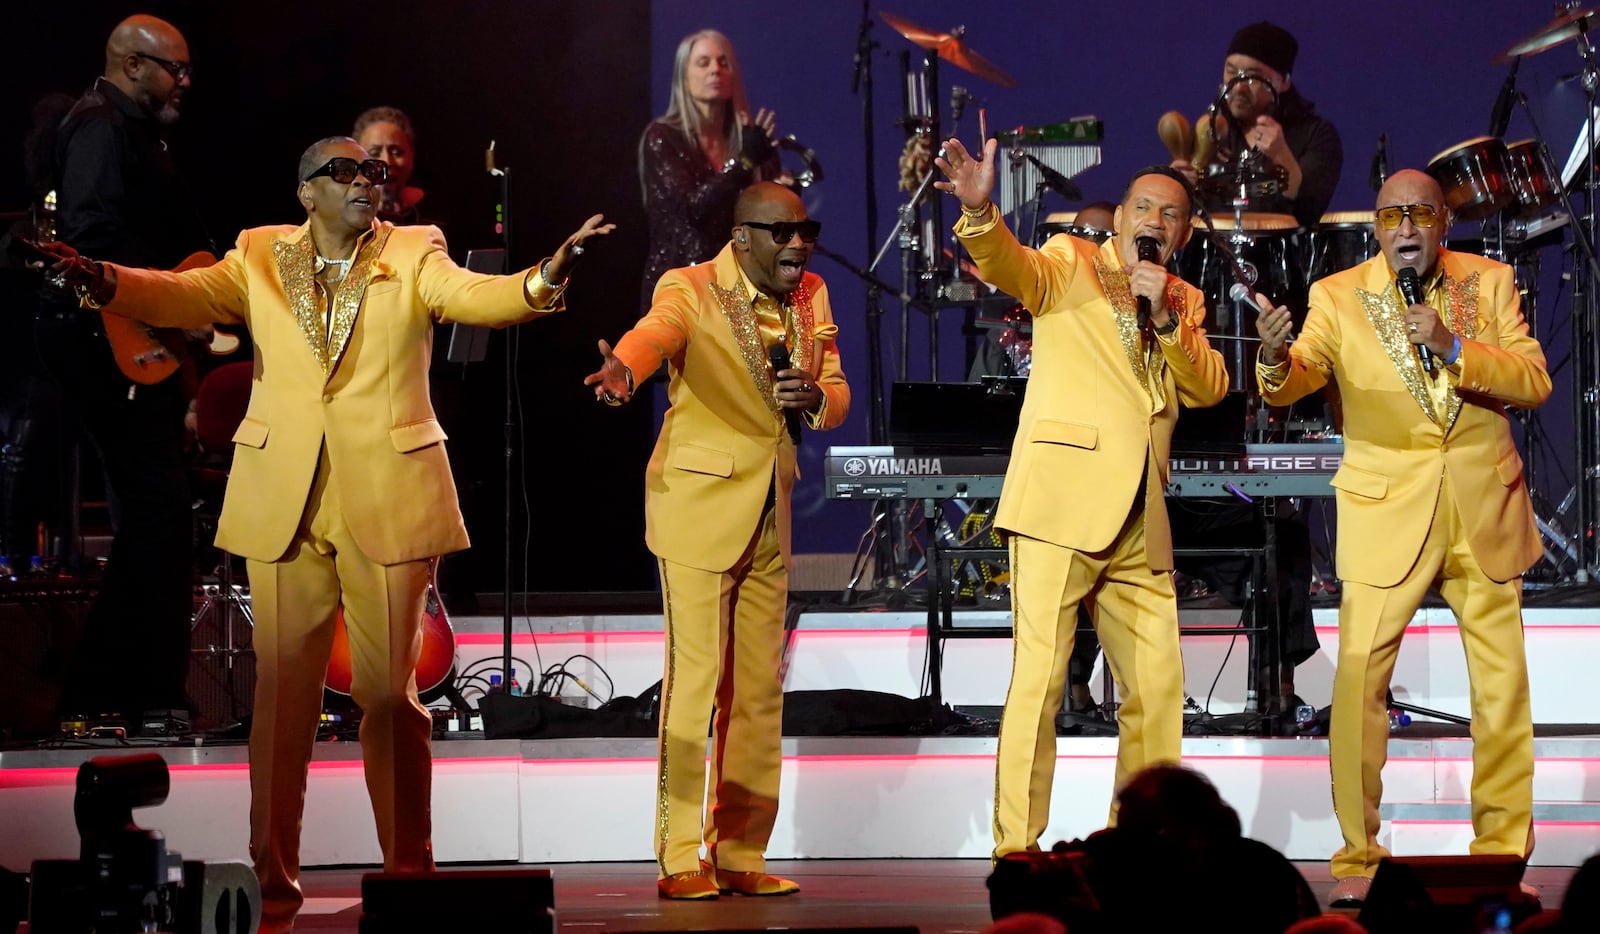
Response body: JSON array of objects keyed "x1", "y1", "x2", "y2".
[
  {"x1": 844, "y1": 2, "x2": 909, "y2": 605},
  {"x1": 486, "y1": 144, "x2": 516, "y2": 690},
  {"x1": 851, "y1": 0, "x2": 883, "y2": 444}
]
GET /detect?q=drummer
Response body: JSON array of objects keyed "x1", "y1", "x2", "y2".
[{"x1": 1172, "y1": 21, "x2": 1343, "y2": 228}]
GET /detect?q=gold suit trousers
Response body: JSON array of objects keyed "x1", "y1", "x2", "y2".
[
  {"x1": 993, "y1": 507, "x2": 1185, "y2": 858},
  {"x1": 654, "y1": 503, "x2": 786, "y2": 878},
  {"x1": 247, "y1": 445, "x2": 435, "y2": 933},
  {"x1": 1329, "y1": 471, "x2": 1534, "y2": 879}
]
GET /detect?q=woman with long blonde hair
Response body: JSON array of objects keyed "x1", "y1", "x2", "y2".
[{"x1": 637, "y1": 29, "x2": 779, "y2": 307}]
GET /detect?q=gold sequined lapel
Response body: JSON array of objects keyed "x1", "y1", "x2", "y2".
[
  {"x1": 1356, "y1": 283, "x2": 1436, "y2": 423},
  {"x1": 709, "y1": 278, "x2": 783, "y2": 418},
  {"x1": 326, "y1": 226, "x2": 391, "y2": 375},
  {"x1": 271, "y1": 226, "x2": 392, "y2": 380},
  {"x1": 1440, "y1": 270, "x2": 1480, "y2": 433},
  {"x1": 1093, "y1": 256, "x2": 1159, "y2": 407},
  {"x1": 273, "y1": 235, "x2": 330, "y2": 375},
  {"x1": 789, "y1": 280, "x2": 816, "y2": 376}
]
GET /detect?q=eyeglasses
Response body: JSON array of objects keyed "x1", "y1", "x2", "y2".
[
  {"x1": 1376, "y1": 203, "x2": 1440, "y2": 230},
  {"x1": 740, "y1": 219, "x2": 822, "y2": 244},
  {"x1": 303, "y1": 157, "x2": 389, "y2": 185},
  {"x1": 135, "y1": 52, "x2": 192, "y2": 82}
]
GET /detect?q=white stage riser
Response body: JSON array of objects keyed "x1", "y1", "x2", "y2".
[
  {"x1": 453, "y1": 607, "x2": 1600, "y2": 722},
  {"x1": 3, "y1": 738, "x2": 1597, "y2": 870}
]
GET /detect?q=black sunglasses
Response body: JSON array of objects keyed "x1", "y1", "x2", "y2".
[
  {"x1": 303, "y1": 157, "x2": 389, "y2": 185},
  {"x1": 135, "y1": 52, "x2": 192, "y2": 82},
  {"x1": 740, "y1": 219, "x2": 822, "y2": 244}
]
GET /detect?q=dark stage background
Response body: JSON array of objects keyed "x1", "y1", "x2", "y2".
[
  {"x1": 3, "y1": 1, "x2": 659, "y2": 594},
  {"x1": 2, "y1": 2, "x2": 1591, "y2": 591}
]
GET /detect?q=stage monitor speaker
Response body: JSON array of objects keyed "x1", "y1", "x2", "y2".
[
  {"x1": 359, "y1": 868, "x2": 553, "y2": 934},
  {"x1": 1357, "y1": 854, "x2": 1535, "y2": 934}
]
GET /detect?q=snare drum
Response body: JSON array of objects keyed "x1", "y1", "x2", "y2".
[
  {"x1": 1305, "y1": 210, "x2": 1378, "y2": 283},
  {"x1": 1504, "y1": 139, "x2": 1562, "y2": 217},
  {"x1": 1427, "y1": 136, "x2": 1514, "y2": 220},
  {"x1": 1032, "y1": 210, "x2": 1113, "y2": 247}
]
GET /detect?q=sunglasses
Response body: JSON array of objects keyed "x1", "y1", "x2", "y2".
[
  {"x1": 1376, "y1": 203, "x2": 1440, "y2": 230},
  {"x1": 740, "y1": 219, "x2": 822, "y2": 244},
  {"x1": 303, "y1": 157, "x2": 389, "y2": 185},
  {"x1": 135, "y1": 52, "x2": 192, "y2": 82}
]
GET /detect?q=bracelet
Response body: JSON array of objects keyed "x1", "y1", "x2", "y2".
[
  {"x1": 538, "y1": 258, "x2": 568, "y2": 289},
  {"x1": 1443, "y1": 335, "x2": 1462, "y2": 366},
  {"x1": 960, "y1": 200, "x2": 994, "y2": 219}
]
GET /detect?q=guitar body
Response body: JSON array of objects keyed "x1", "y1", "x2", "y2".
[
  {"x1": 102, "y1": 250, "x2": 222, "y2": 384},
  {"x1": 325, "y1": 580, "x2": 457, "y2": 702}
]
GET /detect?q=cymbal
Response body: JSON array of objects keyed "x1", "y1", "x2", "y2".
[
  {"x1": 1494, "y1": 6, "x2": 1598, "y2": 63},
  {"x1": 880, "y1": 12, "x2": 1018, "y2": 88}
]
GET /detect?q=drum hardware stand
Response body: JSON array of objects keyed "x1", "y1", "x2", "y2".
[
  {"x1": 1513, "y1": 85, "x2": 1600, "y2": 580},
  {"x1": 191, "y1": 557, "x2": 254, "y2": 723}
]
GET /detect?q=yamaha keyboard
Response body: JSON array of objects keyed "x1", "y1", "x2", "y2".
[{"x1": 823, "y1": 443, "x2": 1343, "y2": 501}]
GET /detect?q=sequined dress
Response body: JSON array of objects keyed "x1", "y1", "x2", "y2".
[{"x1": 638, "y1": 120, "x2": 772, "y2": 309}]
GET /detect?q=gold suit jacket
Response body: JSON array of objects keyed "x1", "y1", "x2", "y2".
[
  {"x1": 614, "y1": 244, "x2": 849, "y2": 573},
  {"x1": 955, "y1": 214, "x2": 1229, "y2": 569},
  {"x1": 105, "y1": 221, "x2": 564, "y2": 565},
  {"x1": 1258, "y1": 249, "x2": 1550, "y2": 585}
]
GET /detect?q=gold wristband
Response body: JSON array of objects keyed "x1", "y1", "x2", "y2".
[
  {"x1": 960, "y1": 200, "x2": 994, "y2": 219},
  {"x1": 75, "y1": 263, "x2": 108, "y2": 310}
]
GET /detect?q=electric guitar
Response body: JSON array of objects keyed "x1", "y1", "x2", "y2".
[
  {"x1": 324, "y1": 572, "x2": 458, "y2": 701},
  {"x1": 101, "y1": 249, "x2": 227, "y2": 384}
]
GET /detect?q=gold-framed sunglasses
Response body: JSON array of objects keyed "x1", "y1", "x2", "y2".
[{"x1": 1376, "y1": 203, "x2": 1440, "y2": 230}]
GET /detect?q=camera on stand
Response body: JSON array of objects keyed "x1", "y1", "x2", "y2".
[{"x1": 27, "y1": 752, "x2": 259, "y2": 934}]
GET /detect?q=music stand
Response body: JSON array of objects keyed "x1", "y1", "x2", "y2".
[{"x1": 449, "y1": 249, "x2": 501, "y2": 364}]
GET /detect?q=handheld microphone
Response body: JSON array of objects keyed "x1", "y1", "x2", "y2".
[
  {"x1": 769, "y1": 342, "x2": 802, "y2": 445},
  {"x1": 1228, "y1": 281, "x2": 1263, "y2": 313},
  {"x1": 1025, "y1": 154, "x2": 1083, "y2": 201},
  {"x1": 1134, "y1": 236, "x2": 1161, "y2": 329},
  {"x1": 1396, "y1": 268, "x2": 1434, "y2": 374}
]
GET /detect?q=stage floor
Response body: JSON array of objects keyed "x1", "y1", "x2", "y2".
[{"x1": 277, "y1": 859, "x2": 1581, "y2": 933}]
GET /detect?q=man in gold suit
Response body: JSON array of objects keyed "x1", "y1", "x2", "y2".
[
  {"x1": 935, "y1": 139, "x2": 1229, "y2": 857},
  {"x1": 585, "y1": 181, "x2": 848, "y2": 899},
  {"x1": 45, "y1": 136, "x2": 611, "y2": 934},
  {"x1": 1255, "y1": 169, "x2": 1549, "y2": 907}
]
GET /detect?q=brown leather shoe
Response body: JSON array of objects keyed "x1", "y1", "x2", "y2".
[
  {"x1": 657, "y1": 869, "x2": 719, "y2": 900},
  {"x1": 705, "y1": 862, "x2": 800, "y2": 896}
]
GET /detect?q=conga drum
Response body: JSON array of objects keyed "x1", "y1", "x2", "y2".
[
  {"x1": 1179, "y1": 212, "x2": 1303, "y2": 392},
  {"x1": 1504, "y1": 139, "x2": 1562, "y2": 217},
  {"x1": 1305, "y1": 210, "x2": 1378, "y2": 284},
  {"x1": 1427, "y1": 137, "x2": 1514, "y2": 220},
  {"x1": 1032, "y1": 210, "x2": 1113, "y2": 247}
]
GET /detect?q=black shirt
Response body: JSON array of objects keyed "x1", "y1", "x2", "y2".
[
  {"x1": 52, "y1": 78, "x2": 212, "y2": 269},
  {"x1": 1201, "y1": 89, "x2": 1344, "y2": 228}
]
